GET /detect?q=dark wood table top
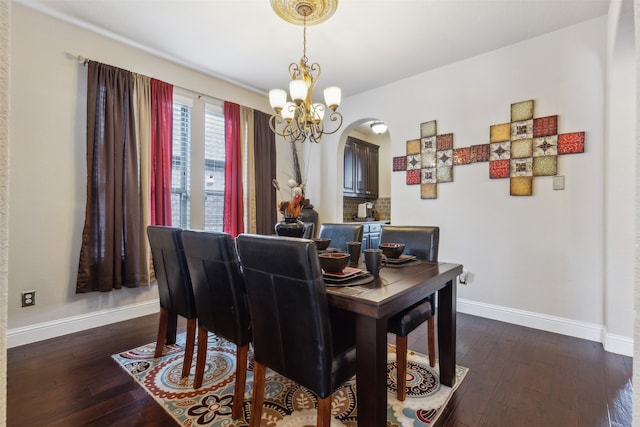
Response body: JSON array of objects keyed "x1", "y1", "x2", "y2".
[{"x1": 325, "y1": 261, "x2": 462, "y2": 319}]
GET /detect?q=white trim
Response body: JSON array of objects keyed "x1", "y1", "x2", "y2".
[
  {"x1": 457, "y1": 298, "x2": 633, "y2": 357},
  {"x1": 7, "y1": 299, "x2": 159, "y2": 348}
]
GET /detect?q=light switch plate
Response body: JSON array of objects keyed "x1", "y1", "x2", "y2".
[{"x1": 553, "y1": 176, "x2": 565, "y2": 190}]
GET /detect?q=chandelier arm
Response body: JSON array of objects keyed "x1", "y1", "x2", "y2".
[
  {"x1": 269, "y1": 114, "x2": 290, "y2": 138},
  {"x1": 316, "y1": 111, "x2": 343, "y2": 136}
]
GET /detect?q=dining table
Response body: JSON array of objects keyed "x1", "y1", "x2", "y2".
[{"x1": 324, "y1": 259, "x2": 463, "y2": 427}]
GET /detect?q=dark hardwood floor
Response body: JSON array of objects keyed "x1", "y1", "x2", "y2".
[{"x1": 7, "y1": 312, "x2": 632, "y2": 426}]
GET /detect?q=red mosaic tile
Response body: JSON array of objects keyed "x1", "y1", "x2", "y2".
[
  {"x1": 393, "y1": 156, "x2": 407, "y2": 171},
  {"x1": 533, "y1": 115, "x2": 558, "y2": 137},
  {"x1": 453, "y1": 147, "x2": 470, "y2": 165},
  {"x1": 406, "y1": 169, "x2": 421, "y2": 185},
  {"x1": 436, "y1": 133, "x2": 453, "y2": 151},
  {"x1": 489, "y1": 159, "x2": 510, "y2": 179},
  {"x1": 557, "y1": 132, "x2": 585, "y2": 154},
  {"x1": 469, "y1": 144, "x2": 490, "y2": 163}
]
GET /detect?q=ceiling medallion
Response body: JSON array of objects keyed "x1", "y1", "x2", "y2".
[{"x1": 270, "y1": 0, "x2": 339, "y2": 26}]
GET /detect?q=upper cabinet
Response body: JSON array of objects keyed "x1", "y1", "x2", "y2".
[{"x1": 344, "y1": 136, "x2": 379, "y2": 199}]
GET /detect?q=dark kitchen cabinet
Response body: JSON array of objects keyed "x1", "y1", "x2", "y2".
[{"x1": 343, "y1": 137, "x2": 379, "y2": 199}]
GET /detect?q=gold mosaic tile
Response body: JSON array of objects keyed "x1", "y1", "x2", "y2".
[
  {"x1": 421, "y1": 183, "x2": 437, "y2": 199},
  {"x1": 406, "y1": 139, "x2": 421, "y2": 155},
  {"x1": 420, "y1": 120, "x2": 437, "y2": 138},
  {"x1": 490, "y1": 123, "x2": 511, "y2": 143},
  {"x1": 511, "y1": 139, "x2": 533, "y2": 159}
]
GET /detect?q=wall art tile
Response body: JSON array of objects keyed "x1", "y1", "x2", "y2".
[
  {"x1": 421, "y1": 136, "x2": 437, "y2": 151},
  {"x1": 406, "y1": 139, "x2": 421, "y2": 155},
  {"x1": 511, "y1": 120, "x2": 533, "y2": 140},
  {"x1": 510, "y1": 138, "x2": 533, "y2": 159},
  {"x1": 393, "y1": 156, "x2": 407, "y2": 171},
  {"x1": 407, "y1": 154, "x2": 421, "y2": 170},
  {"x1": 490, "y1": 159, "x2": 510, "y2": 179},
  {"x1": 436, "y1": 133, "x2": 454, "y2": 150},
  {"x1": 420, "y1": 120, "x2": 437, "y2": 138},
  {"x1": 557, "y1": 132, "x2": 585, "y2": 154},
  {"x1": 533, "y1": 115, "x2": 558, "y2": 137},
  {"x1": 510, "y1": 158, "x2": 533, "y2": 177},
  {"x1": 453, "y1": 147, "x2": 470, "y2": 165},
  {"x1": 510, "y1": 176, "x2": 533, "y2": 196},
  {"x1": 490, "y1": 123, "x2": 511, "y2": 143},
  {"x1": 469, "y1": 144, "x2": 490, "y2": 163},
  {"x1": 533, "y1": 136, "x2": 558, "y2": 157},
  {"x1": 421, "y1": 151, "x2": 436, "y2": 168},
  {"x1": 437, "y1": 165, "x2": 453, "y2": 182},
  {"x1": 511, "y1": 99, "x2": 534, "y2": 122},
  {"x1": 421, "y1": 168, "x2": 436, "y2": 184},
  {"x1": 437, "y1": 149, "x2": 453, "y2": 167},
  {"x1": 421, "y1": 183, "x2": 437, "y2": 199},
  {"x1": 406, "y1": 169, "x2": 421, "y2": 185},
  {"x1": 532, "y1": 155, "x2": 558, "y2": 176},
  {"x1": 490, "y1": 142, "x2": 511, "y2": 161}
]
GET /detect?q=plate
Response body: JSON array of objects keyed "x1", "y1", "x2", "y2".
[
  {"x1": 385, "y1": 254, "x2": 417, "y2": 264},
  {"x1": 322, "y1": 267, "x2": 365, "y2": 281}
]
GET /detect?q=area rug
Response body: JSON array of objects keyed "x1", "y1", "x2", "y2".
[{"x1": 112, "y1": 332, "x2": 467, "y2": 426}]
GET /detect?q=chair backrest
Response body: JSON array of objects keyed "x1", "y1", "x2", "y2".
[
  {"x1": 236, "y1": 234, "x2": 336, "y2": 397},
  {"x1": 318, "y1": 223, "x2": 364, "y2": 252},
  {"x1": 147, "y1": 226, "x2": 197, "y2": 319},
  {"x1": 302, "y1": 222, "x2": 315, "y2": 239},
  {"x1": 380, "y1": 225, "x2": 439, "y2": 262},
  {"x1": 180, "y1": 230, "x2": 251, "y2": 346}
]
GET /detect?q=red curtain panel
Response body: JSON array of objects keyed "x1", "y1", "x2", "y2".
[
  {"x1": 223, "y1": 102, "x2": 244, "y2": 237},
  {"x1": 150, "y1": 78, "x2": 173, "y2": 225}
]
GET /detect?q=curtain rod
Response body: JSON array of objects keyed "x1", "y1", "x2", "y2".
[{"x1": 77, "y1": 55, "x2": 224, "y2": 104}]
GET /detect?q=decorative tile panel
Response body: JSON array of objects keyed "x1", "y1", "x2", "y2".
[
  {"x1": 490, "y1": 142, "x2": 510, "y2": 161},
  {"x1": 511, "y1": 120, "x2": 533, "y2": 140},
  {"x1": 489, "y1": 159, "x2": 510, "y2": 179},
  {"x1": 533, "y1": 115, "x2": 558, "y2": 137},
  {"x1": 453, "y1": 147, "x2": 470, "y2": 165},
  {"x1": 392, "y1": 103, "x2": 585, "y2": 198},
  {"x1": 510, "y1": 139, "x2": 533, "y2": 159},
  {"x1": 406, "y1": 169, "x2": 420, "y2": 185},
  {"x1": 510, "y1": 176, "x2": 533, "y2": 196},
  {"x1": 532, "y1": 155, "x2": 558, "y2": 176},
  {"x1": 511, "y1": 99, "x2": 534, "y2": 122},
  {"x1": 393, "y1": 156, "x2": 407, "y2": 171},
  {"x1": 469, "y1": 144, "x2": 490, "y2": 163},
  {"x1": 557, "y1": 132, "x2": 585, "y2": 154},
  {"x1": 533, "y1": 136, "x2": 558, "y2": 157},
  {"x1": 420, "y1": 120, "x2": 437, "y2": 138},
  {"x1": 436, "y1": 133, "x2": 454, "y2": 150},
  {"x1": 490, "y1": 123, "x2": 511, "y2": 143},
  {"x1": 421, "y1": 183, "x2": 437, "y2": 199},
  {"x1": 406, "y1": 139, "x2": 421, "y2": 155}
]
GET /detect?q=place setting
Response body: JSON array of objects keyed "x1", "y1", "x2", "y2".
[
  {"x1": 379, "y1": 243, "x2": 419, "y2": 267},
  {"x1": 315, "y1": 239, "x2": 374, "y2": 286}
]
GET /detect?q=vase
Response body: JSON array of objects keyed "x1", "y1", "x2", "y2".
[
  {"x1": 298, "y1": 204, "x2": 318, "y2": 233},
  {"x1": 275, "y1": 217, "x2": 305, "y2": 238}
]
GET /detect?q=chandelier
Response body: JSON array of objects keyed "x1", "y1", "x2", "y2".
[{"x1": 269, "y1": 0, "x2": 342, "y2": 143}]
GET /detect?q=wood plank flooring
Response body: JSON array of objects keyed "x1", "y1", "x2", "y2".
[{"x1": 7, "y1": 312, "x2": 632, "y2": 426}]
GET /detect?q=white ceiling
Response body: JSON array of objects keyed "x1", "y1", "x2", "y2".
[{"x1": 19, "y1": 0, "x2": 609, "y2": 99}]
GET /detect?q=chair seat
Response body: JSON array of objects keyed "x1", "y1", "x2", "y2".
[{"x1": 388, "y1": 298, "x2": 432, "y2": 337}]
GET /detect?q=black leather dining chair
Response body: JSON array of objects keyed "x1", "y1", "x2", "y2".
[
  {"x1": 181, "y1": 230, "x2": 251, "y2": 419},
  {"x1": 236, "y1": 234, "x2": 357, "y2": 427},
  {"x1": 317, "y1": 223, "x2": 363, "y2": 252},
  {"x1": 381, "y1": 225, "x2": 439, "y2": 401},
  {"x1": 302, "y1": 222, "x2": 315, "y2": 239},
  {"x1": 147, "y1": 225, "x2": 197, "y2": 379}
]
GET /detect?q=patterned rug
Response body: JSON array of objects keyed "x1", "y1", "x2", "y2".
[{"x1": 112, "y1": 332, "x2": 467, "y2": 426}]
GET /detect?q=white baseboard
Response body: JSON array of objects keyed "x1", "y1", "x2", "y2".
[
  {"x1": 7, "y1": 299, "x2": 159, "y2": 348},
  {"x1": 457, "y1": 298, "x2": 633, "y2": 357}
]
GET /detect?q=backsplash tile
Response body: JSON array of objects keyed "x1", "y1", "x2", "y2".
[{"x1": 343, "y1": 197, "x2": 391, "y2": 222}]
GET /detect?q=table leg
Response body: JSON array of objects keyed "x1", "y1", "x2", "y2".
[
  {"x1": 437, "y1": 279, "x2": 457, "y2": 386},
  {"x1": 355, "y1": 315, "x2": 388, "y2": 427}
]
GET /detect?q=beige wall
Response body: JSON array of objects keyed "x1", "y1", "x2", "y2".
[{"x1": 8, "y1": 4, "x2": 269, "y2": 343}]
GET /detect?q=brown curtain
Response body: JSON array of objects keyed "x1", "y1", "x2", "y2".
[
  {"x1": 77, "y1": 62, "x2": 144, "y2": 292},
  {"x1": 254, "y1": 110, "x2": 277, "y2": 234}
]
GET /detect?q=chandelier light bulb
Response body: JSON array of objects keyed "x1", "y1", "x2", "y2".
[
  {"x1": 289, "y1": 80, "x2": 308, "y2": 104},
  {"x1": 269, "y1": 89, "x2": 287, "y2": 112},
  {"x1": 323, "y1": 86, "x2": 341, "y2": 111}
]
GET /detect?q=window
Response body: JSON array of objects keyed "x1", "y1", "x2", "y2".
[
  {"x1": 204, "y1": 103, "x2": 225, "y2": 231},
  {"x1": 170, "y1": 94, "x2": 225, "y2": 230},
  {"x1": 171, "y1": 100, "x2": 191, "y2": 228}
]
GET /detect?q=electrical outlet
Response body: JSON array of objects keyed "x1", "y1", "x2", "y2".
[{"x1": 21, "y1": 290, "x2": 35, "y2": 307}]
